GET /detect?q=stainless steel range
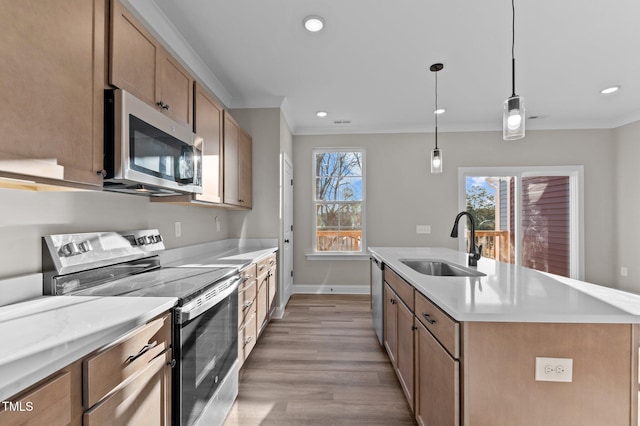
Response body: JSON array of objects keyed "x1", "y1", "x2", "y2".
[{"x1": 42, "y1": 229, "x2": 241, "y2": 426}]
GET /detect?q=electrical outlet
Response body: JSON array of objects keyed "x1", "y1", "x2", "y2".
[
  {"x1": 175, "y1": 221, "x2": 182, "y2": 238},
  {"x1": 535, "y1": 357, "x2": 573, "y2": 382},
  {"x1": 621, "y1": 267, "x2": 628, "y2": 277},
  {"x1": 416, "y1": 225, "x2": 431, "y2": 234}
]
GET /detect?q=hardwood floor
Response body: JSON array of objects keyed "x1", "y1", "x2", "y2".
[{"x1": 223, "y1": 294, "x2": 416, "y2": 426}]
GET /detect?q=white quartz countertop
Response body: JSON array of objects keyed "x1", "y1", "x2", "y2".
[
  {"x1": 369, "y1": 247, "x2": 640, "y2": 323},
  {"x1": 0, "y1": 296, "x2": 177, "y2": 401},
  {"x1": 163, "y1": 240, "x2": 278, "y2": 269}
]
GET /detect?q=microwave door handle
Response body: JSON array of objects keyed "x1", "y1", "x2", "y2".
[{"x1": 176, "y1": 145, "x2": 194, "y2": 185}]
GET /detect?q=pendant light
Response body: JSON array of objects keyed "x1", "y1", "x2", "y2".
[
  {"x1": 430, "y1": 63, "x2": 444, "y2": 174},
  {"x1": 503, "y1": 0, "x2": 525, "y2": 140}
]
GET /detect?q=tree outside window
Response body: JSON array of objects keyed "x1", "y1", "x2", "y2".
[{"x1": 314, "y1": 149, "x2": 364, "y2": 252}]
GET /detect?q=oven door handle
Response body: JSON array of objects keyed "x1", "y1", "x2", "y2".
[{"x1": 176, "y1": 276, "x2": 240, "y2": 324}]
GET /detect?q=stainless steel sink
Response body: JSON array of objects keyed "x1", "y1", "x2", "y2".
[{"x1": 400, "y1": 259, "x2": 486, "y2": 277}]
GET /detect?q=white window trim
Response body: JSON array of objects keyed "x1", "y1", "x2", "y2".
[
  {"x1": 307, "y1": 148, "x2": 366, "y2": 260},
  {"x1": 458, "y1": 166, "x2": 584, "y2": 280}
]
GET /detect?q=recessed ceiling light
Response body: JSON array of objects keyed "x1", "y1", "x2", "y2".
[
  {"x1": 434, "y1": 108, "x2": 446, "y2": 115},
  {"x1": 303, "y1": 16, "x2": 325, "y2": 32},
  {"x1": 601, "y1": 85, "x2": 620, "y2": 94},
  {"x1": 316, "y1": 111, "x2": 328, "y2": 118}
]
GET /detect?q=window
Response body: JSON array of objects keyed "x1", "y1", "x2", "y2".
[
  {"x1": 313, "y1": 149, "x2": 365, "y2": 253},
  {"x1": 459, "y1": 166, "x2": 584, "y2": 280}
]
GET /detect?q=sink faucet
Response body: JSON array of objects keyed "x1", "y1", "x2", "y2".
[{"x1": 450, "y1": 211, "x2": 483, "y2": 267}]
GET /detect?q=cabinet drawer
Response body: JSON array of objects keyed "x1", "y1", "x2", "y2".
[
  {"x1": 415, "y1": 292, "x2": 459, "y2": 358},
  {"x1": 83, "y1": 350, "x2": 171, "y2": 426},
  {"x1": 240, "y1": 263, "x2": 257, "y2": 283},
  {"x1": 239, "y1": 277, "x2": 257, "y2": 328},
  {"x1": 84, "y1": 313, "x2": 171, "y2": 408},
  {"x1": 239, "y1": 309, "x2": 257, "y2": 365},
  {"x1": 384, "y1": 267, "x2": 414, "y2": 310},
  {"x1": 0, "y1": 371, "x2": 71, "y2": 426},
  {"x1": 256, "y1": 253, "x2": 276, "y2": 276}
]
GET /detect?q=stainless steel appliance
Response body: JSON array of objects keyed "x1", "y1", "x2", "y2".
[
  {"x1": 370, "y1": 255, "x2": 384, "y2": 345},
  {"x1": 103, "y1": 89, "x2": 203, "y2": 196},
  {"x1": 42, "y1": 230, "x2": 240, "y2": 426}
]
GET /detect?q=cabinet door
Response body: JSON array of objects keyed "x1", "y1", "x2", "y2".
[
  {"x1": 268, "y1": 266, "x2": 277, "y2": 308},
  {"x1": 256, "y1": 273, "x2": 269, "y2": 335},
  {"x1": 110, "y1": 0, "x2": 157, "y2": 107},
  {"x1": 415, "y1": 321, "x2": 459, "y2": 426},
  {"x1": 156, "y1": 48, "x2": 193, "y2": 126},
  {"x1": 0, "y1": 0, "x2": 104, "y2": 187},
  {"x1": 237, "y1": 128, "x2": 253, "y2": 208},
  {"x1": 194, "y1": 82, "x2": 223, "y2": 203},
  {"x1": 383, "y1": 283, "x2": 398, "y2": 366},
  {"x1": 396, "y1": 299, "x2": 415, "y2": 411},
  {"x1": 223, "y1": 112, "x2": 240, "y2": 205},
  {"x1": 83, "y1": 351, "x2": 172, "y2": 426}
]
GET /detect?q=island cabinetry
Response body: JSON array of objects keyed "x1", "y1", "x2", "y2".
[
  {"x1": 110, "y1": 0, "x2": 193, "y2": 127},
  {"x1": 383, "y1": 268, "x2": 415, "y2": 410},
  {"x1": 0, "y1": 0, "x2": 105, "y2": 189},
  {"x1": 238, "y1": 263, "x2": 258, "y2": 367},
  {"x1": 414, "y1": 292, "x2": 460, "y2": 426},
  {"x1": 223, "y1": 111, "x2": 253, "y2": 209},
  {"x1": 83, "y1": 312, "x2": 173, "y2": 425}
]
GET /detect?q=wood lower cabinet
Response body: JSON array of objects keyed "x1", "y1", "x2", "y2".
[
  {"x1": 0, "y1": 360, "x2": 83, "y2": 426},
  {"x1": 0, "y1": 0, "x2": 105, "y2": 188},
  {"x1": 383, "y1": 282, "x2": 415, "y2": 410},
  {"x1": 238, "y1": 252, "x2": 278, "y2": 366},
  {"x1": 223, "y1": 112, "x2": 252, "y2": 209},
  {"x1": 110, "y1": 0, "x2": 192, "y2": 127},
  {"x1": 83, "y1": 312, "x2": 173, "y2": 425},
  {"x1": 415, "y1": 320, "x2": 459, "y2": 426}
]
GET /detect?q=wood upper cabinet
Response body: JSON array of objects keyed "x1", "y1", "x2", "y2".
[
  {"x1": 110, "y1": 0, "x2": 193, "y2": 127},
  {"x1": 0, "y1": 0, "x2": 105, "y2": 188},
  {"x1": 223, "y1": 111, "x2": 252, "y2": 209},
  {"x1": 193, "y1": 82, "x2": 224, "y2": 204}
]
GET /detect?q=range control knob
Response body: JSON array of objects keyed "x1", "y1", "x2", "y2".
[
  {"x1": 59, "y1": 242, "x2": 80, "y2": 257},
  {"x1": 78, "y1": 240, "x2": 93, "y2": 253},
  {"x1": 137, "y1": 237, "x2": 146, "y2": 246}
]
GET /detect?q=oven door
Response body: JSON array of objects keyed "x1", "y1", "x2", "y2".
[{"x1": 174, "y1": 278, "x2": 239, "y2": 426}]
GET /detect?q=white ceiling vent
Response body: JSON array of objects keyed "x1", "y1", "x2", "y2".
[{"x1": 333, "y1": 120, "x2": 351, "y2": 124}]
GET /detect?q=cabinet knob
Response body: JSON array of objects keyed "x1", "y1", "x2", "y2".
[
  {"x1": 96, "y1": 169, "x2": 107, "y2": 178},
  {"x1": 411, "y1": 325, "x2": 418, "y2": 331},
  {"x1": 167, "y1": 359, "x2": 176, "y2": 368},
  {"x1": 156, "y1": 101, "x2": 170, "y2": 110}
]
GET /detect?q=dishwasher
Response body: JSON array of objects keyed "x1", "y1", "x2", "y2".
[{"x1": 370, "y1": 256, "x2": 384, "y2": 345}]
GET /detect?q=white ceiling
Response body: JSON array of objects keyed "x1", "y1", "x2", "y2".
[{"x1": 146, "y1": 0, "x2": 640, "y2": 135}]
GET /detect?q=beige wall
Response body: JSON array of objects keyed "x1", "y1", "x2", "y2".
[
  {"x1": 293, "y1": 128, "x2": 617, "y2": 289},
  {"x1": 0, "y1": 189, "x2": 230, "y2": 279},
  {"x1": 614, "y1": 120, "x2": 640, "y2": 293},
  {"x1": 227, "y1": 108, "x2": 283, "y2": 239}
]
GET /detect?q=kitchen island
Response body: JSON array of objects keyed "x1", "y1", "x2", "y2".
[{"x1": 369, "y1": 246, "x2": 640, "y2": 426}]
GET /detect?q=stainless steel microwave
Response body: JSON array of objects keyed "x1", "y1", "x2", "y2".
[{"x1": 103, "y1": 89, "x2": 203, "y2": 196}]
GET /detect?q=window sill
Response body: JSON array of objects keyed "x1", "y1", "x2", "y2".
[{"x1": 305, "y1": 252, "x2": 370, "y2": 261}]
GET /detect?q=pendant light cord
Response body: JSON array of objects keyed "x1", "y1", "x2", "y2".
[
  {"x1": 435, "y1": 69, "x2": 439, "y2": 149},
  {"x1": 511, "y1": 0, "x2": 516, "y2": 97}
]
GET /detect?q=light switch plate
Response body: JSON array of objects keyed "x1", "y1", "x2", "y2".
[
  {"x1": 416, "y1": 225, "x2": 431, "y2": 234},
  {"x1": 535, "y1": 357, "x2": 573, "y2": 382}
]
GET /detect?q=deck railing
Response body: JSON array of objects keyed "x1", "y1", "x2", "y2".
[
  {"x1": 316, "y1": 230, "x2": 362, "y2": 252},
  {"x1": 472, "y1": 230, "x2": 511, "y2": 263}
]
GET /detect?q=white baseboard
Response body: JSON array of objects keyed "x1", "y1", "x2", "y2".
[{"x1": 293, "y1": 284, "x2": 370, "y2": 295}]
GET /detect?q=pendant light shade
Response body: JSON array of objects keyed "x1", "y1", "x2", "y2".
[
  {"x1": 503, "y1": 0, "x2": 525, "y2": 140},
  {"x1": 430, "y1": 63, "x2": 444, "y2": 174}
]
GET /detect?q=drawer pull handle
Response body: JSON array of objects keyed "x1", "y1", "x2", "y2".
[
  {"x1": 126, "y1": 341, "x2": 158, "y2": 363},
  {"x1": 243, "y1": 300, "x2": 253, "y2": 310},
  {"x1": 243, "y1": 336, "x2": 253, "y2": 347},
  {"x1": 259, "y1": 265, "x2": 266, "y2": 271},
  {"x1": 422, "y1": 313, "x2": 436, "y2": 325}
]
